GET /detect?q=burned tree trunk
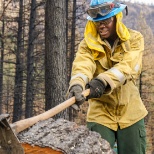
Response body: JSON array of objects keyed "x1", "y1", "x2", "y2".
[
  {"x1": 45, "y1": 0, "x2": 68, "y2": 119},
  {"x1": 25, "y1": 0, "x2": 37, "y2": 118},
  {"x1": 0, "y1": 3, "x2": 4, "y2": 114},
  {"x1": 13, "y1": 0, "x2": 24, "y2": 122}
]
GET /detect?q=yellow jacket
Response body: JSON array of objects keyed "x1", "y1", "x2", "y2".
[{"x1": 69, "y1": 28, "x2": 148, "y2": 131}]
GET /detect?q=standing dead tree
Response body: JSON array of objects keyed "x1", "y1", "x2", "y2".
[
  {"x1": 0, "y1": 0, "x2": 5, "y2": 114},
  {"x1": 13, "y1": 0, "x2": 24, "y2": 122},
  {"x1": 25, "y1": 0, "x2": 36, "y2": 118},
  {"x1": 45, "y1": 0, "x2": 68, "y2": 119}
]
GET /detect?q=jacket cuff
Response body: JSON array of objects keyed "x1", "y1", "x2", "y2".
[
  {"x1": 69, "y1": 77, "x2": 86, "y2": 91},
  {"x1": 97, "y1": 73, "x2": 116, "y2": 94}
]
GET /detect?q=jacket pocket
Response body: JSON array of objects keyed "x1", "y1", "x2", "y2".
[
  {"x1": 110, "y1": 50, "x2": 125, "y2": 62},
  {"x1": 110, "y1": 46, "x2": 125, "y2": 62},
  {"x1": 139, "y1": 128, "x2": 146, "y2": 138}
]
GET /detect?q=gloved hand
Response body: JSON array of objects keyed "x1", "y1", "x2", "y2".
[
  {"x1": 86, "y1": 78, "x2": 106, "y2": 99},
  {"x1": 68, "y1": 84, "x2": 86, "y2": 110}
]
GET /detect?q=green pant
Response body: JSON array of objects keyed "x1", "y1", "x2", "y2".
[{"x1": 87, "y1": 119, "x2": 146, "y2": 154}]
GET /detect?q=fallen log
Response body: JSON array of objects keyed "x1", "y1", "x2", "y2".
[{"x1": 18, "y1": 118, "x2": 114, "y2": 154}]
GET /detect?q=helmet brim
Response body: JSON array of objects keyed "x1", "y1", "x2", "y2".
[{"x1": 87, "y1": 4, "x2": 126, "y2": 21}]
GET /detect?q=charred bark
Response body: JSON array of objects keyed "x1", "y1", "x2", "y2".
[
  {"x1": 25, "y1": 0, "x2": 36, "y2": 118},
  {"x1": 45, "y1": 0, "x2": 68, "y2": 119},
  {"x1": 13, "y1": 0, "x2": 24, "y2": 122}
]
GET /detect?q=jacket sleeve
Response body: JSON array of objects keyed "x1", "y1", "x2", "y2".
[
  {"x1": 69, "y1": 39, "x2": 97, "y2": 90},
  {"x1": 97, "y1": 31, "x2": 144, "y2": 93}
]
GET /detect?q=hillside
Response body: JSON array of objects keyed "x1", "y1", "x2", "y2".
[{"x1": 122, "y1": 2, "x2": 154, "y2": 34}]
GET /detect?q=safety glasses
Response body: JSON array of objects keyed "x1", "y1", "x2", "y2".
[
  {"x1": 93, "y1": 17, "x2": 114, "y2": 27},
  {"x1": 87, "y1": 2, "x2": 120, "y2": 18}
]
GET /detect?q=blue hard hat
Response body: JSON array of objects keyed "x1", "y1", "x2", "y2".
[
  {"x1": 87, "y1": 0, "x2": 127, "y2": 21},
  {"x1": 90, "y1": 0, "x2": 114, "y2": 6}
]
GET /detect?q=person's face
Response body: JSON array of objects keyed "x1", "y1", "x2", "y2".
[{"x1": 94, "y1": 16, "x2": 117, "y2": 40}]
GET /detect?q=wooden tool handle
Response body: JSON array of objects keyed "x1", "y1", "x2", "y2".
[{"x1": 11, "y1": 89, "x2": 90, "y2": 134}]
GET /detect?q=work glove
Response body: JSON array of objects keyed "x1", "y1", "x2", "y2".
[
  {"x1": 68, "y1": 84, "x2": 86, "y2": 110},
  {"x1": 86, "y1": 78, "x2": 106, "y2": 99}
]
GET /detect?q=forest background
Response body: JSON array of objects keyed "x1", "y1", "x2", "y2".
[{"x1": 0, "y1": 0, "x2": 153, "y2": 153}]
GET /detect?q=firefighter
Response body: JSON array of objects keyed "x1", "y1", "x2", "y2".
[{"x1": 67, "y1": 0, "x2": 148, "y2": 153}]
